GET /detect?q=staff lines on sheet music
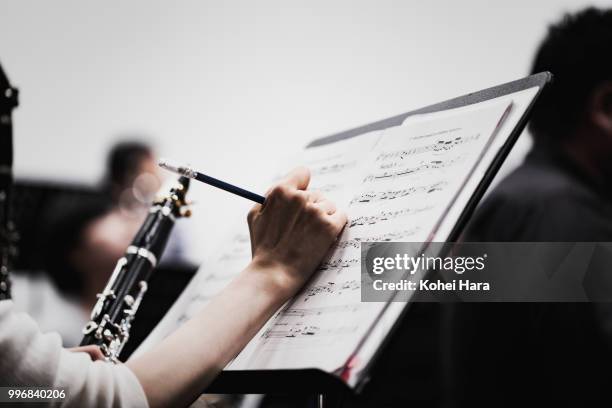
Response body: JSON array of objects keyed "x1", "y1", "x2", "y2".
[
  {"x1": 318, "y1": 257, "x2": 359, "y2": 271},
  {"x1": 332, "y1": 227, "x2": 422, "y2": 252},
  {"x1": 375, "y1": 133, "x2": 480, "y2": 162},
  {"x1": 348, "y1": 206, "x2": 434, "y2": 228},
  {"x1": 307, "y1": 152, "x2": 345, "y2": 166},
  {"x1": 309, "y1": 183, "x2": 343, "y2": 193},
  {"x1": 362, "y1": 227, "x2": 422, "y2": 241},
  {"x1": 349, "y1": 181, "x2": 448, "y2": 204},
  {"x1": 364, "y1": 157, "x2": 462, "y2": 183},
  {"x1": 302, "y1": 279, "x2": 360, "y2": 302},
  {"x1": 280, "y1": 304, "x2": 364, "y2": 318},
  {"x1": 311, "y1": 161, "x2": 357, "y2": 176},
  {"x1": 144, "y1": 96, "x2": 518, "y2": 374},
  {"x1": 261, "y1": 321, "x2": 359, "y2": 340}
]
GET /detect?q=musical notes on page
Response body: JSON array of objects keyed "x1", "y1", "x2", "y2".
[
  {"x1": 364, "y1": 157, "x2": 461, "y2": 182},
  {"x1": 229, "y1": 99, "x2": 512, "y2": 372},
  {"x1": 138, "y1": 98, "x2": 513, "y2": 374},
  {"x1": 348, "y1": 206, "x2": 434, "y2": 228},
  {"x1": 262, "y1": 321, "x2": 359, "y2": 340},
  {"x1": 374, "y1": 132, "x2": 478, "y2": 161},
  {"x1": 303, "y1": 279, "x2": 360, "y2": 301},
  {"x1": 349, "y1": 181, "x2": 448, "y2": 204}
]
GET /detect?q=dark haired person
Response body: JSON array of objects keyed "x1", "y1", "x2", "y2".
[
  {"x1": 17, "y1": 140, "x2": 189, "y2": 346},
  {"x1": 1, "y1": 167, "x2": 348, "y2": 407},
  {"x1": 447, "y1": 7, "x2": 612, "y2": 405},
  {"x1": 100, "y1": 140, "x2": 189, "y2": 264},
  {"x1": 103, "y1": 141, "x2": 161, "y2": 212}
]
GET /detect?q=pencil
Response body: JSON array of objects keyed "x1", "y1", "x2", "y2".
[{"x1": 158, "y1": 159, "x2": 266, "y2": 204}]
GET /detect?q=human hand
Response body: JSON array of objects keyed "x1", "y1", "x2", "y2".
[
  {"x1": 246, "y1": 167, "x2": 347, "y2": 300},
  {"x1": 68, "y1": 345, "x2": 105, "y2": 361}
]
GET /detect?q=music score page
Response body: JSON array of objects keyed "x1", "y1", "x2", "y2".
[{"x1": 136, "y1": 98, "x2": 512, "y2": 374}]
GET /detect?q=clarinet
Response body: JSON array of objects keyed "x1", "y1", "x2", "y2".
[
  {"x1": 0, "y1": 63, "x2": 19, "y2": 301},
  {"x1": 81, "y1": 176, "x2": 191, "y2": 361}
]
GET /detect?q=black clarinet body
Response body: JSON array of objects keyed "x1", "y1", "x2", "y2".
[
  {"x1": 0, "y1": 63, "x2": 18, "y2": 301},
  {"x1": 81, "y1": 176, "x2": 191, "y2": 361}
]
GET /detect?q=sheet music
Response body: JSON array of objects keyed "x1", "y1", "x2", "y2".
[
  {"x1": 346, "y1": 86, "x2": 539, "y2": 387},
  {"x1": 133, "y1": 131, "x2": 382, "y2": 359},
  {"x1": 228, "y1": 99, "x2": 511, "y2": 371},
  {"x1": 135, "y1": 98, "x2": 512, "y2": 374}
]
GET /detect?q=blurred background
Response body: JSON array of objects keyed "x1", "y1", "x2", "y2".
[
  {"x1": 2, "y1": 0, "x2": 608, "y2": 263},
  {"x1": 0, "y1": 0, "x2": 608, "y2": 350}
]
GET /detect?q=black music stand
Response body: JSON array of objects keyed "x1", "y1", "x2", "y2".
[{"x1": 203, "y1": 73, "x2": 552, "y2": 405}]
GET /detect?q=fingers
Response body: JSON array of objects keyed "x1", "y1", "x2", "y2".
[
  {"x1": 262, "y1": 167, "x2": 311, "y2": 204},
  {"x1": 282, "y1": 166, "x2": 310, "y2": 191},
  {"x1": 307, "y1": 190, "x2": 323, "y2": 203},
  {"x1": 327, "y1": 209, "x2": 348, "y2": 235},
  {"x1": 247, "y1": 203, "x2": 261, "y2": 224},
  {"x1": 68, "y1": 345, "x2": 105, "y2": 361},
  {"x1": 254, "y1": 167, "x2": 344, "y2": 239},
  {"x1": 314, "y1": 198, "x2": 336, "y2": 215}
]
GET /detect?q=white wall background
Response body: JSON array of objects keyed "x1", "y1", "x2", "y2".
[{"x1": 0, "y1": 0, "x2": 608, "y2": 261}]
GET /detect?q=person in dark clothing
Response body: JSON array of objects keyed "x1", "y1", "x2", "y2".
[
  {"x1": 468, "y1": 145, "x2": 612, "y2": 242},
  {"x1": 446, "y1": 7, "x2": 612, "y2": 406}
]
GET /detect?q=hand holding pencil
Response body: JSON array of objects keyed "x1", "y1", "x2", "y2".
[
  {"x1": 159, "y1": 160, "x2": 347, "y2": 300},
  {"x1": 246, "y1": 167, "x2": 347, "y2": 298}
]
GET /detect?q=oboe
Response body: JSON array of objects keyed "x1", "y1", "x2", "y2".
[
  {"x1": 0, "y1": 63, "x2": 19, "y2": 301},
  {"x1": 81, "y1": 176, "x2": 191, "y2": 361}
]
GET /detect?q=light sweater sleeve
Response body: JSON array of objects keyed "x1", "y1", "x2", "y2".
[{"x1": 0, "y1": 300, "x2": 149, "y2": 408}]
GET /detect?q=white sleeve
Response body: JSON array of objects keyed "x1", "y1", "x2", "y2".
[{"x1": 0, "y1": 300, "x2": 149, "y2": 408}]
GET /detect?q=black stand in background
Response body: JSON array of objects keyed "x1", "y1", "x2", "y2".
[
  {"x1": 201, "y1": 73, "x2": 552, "y2": 406},
  {"x1": 0, "y1": 62, "x2": 19, "y2": 301}
]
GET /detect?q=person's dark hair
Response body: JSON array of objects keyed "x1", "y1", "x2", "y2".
[
  {"x1": 43, "y1": 197, "x2": 110, "y2": 297},
  {"x1": 529, "y1": 7, "x2": 612, "y2": 141},
  {"x1": 105, "y1": 141, "x2": 153, "y2": 189}
]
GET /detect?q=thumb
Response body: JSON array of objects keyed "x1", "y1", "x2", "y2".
[
  {"x1": 283, "y1": 166, "x2": 310, "y2": 191},
  {"x1": 68, "y1": 345, "x2": 106, "y2": 361}
]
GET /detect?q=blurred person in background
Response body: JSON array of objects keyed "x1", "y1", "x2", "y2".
[
  {"x1": 103, "y1": 141, "x2": 161, "y2": 211},
  {"x1": 446, "y1": 7, "x2": 612, "y2": 406},
  {"x1": 13, "y1": 140, "x2": 192, "y2": 346},
  {"x1": 99, "y1": 140, "x2": 190, "y2": 265}
]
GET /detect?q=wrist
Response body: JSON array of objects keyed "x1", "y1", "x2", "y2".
[{"x1": 243, "y1": 256, "x2": 299, "y2": 303}]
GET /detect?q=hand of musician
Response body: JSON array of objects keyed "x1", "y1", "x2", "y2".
[
  {"x1": 128, "y1": 167, "x2": 347, "y2": 408},
  {"x1": 68, "y1": 345, "x2": 105, "y2": 361},
  {"x1": 246, "y1": 166, "x2": 347, "y2": 300}
]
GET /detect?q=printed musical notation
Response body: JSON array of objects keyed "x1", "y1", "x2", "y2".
[
  {"x1": 366, "y1": 228, "x2": 421, "y2": 242},
  {"x1": 281, "y1": 304, "x2": 363, "y2": 317},
  {"x1": 263, "y1": 324, "x2": 320, "y2": 338},
  {"x1": 349, "y1": 181, "x2": 447, "y2": 204},
  {"x1": 333, "y1": 227, "x2": 421, "y2": 251},
  {"x1": 140, "y1": 98, "x2": 512, "y2": 373},
  {"x1": 309, "y1": 183, "x2": 342, "y2": 193},
  {"x1": 262, "y1": 321, "x2": 358, "y2": 340},
  {"x1": 311, "y1": 161, "x2": 357, "y2": 176},
  {"x1": 318, "y1": 257, "x2": 359, "y2": 270},
  {"x1": 348, "y1": 207, "x2": 434, "y2": 228},
  {"x1": 363, "y1": 158, "x2": 460, "y2": 182},
  {"x1": 375, "y1": 133, "x2": 480, "y2": 162},
  {"x1": 303, "y1": 279, "x2": 360, "y2": 301}
]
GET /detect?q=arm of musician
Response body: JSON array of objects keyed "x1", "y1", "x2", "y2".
[
  {"x1": 127, "y1": 167, "x2": 347, "y2": 408},
  {"x1": 0, "y1": 300, "x2": 148, "y2": 407}
]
